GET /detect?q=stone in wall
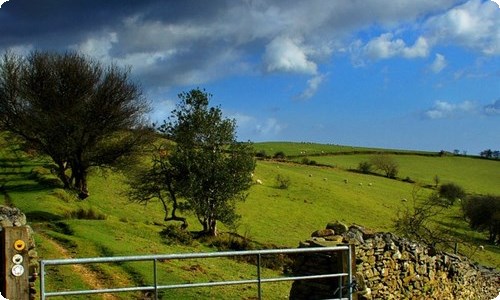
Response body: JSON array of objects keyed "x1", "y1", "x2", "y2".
[{"x1": 290, "y1": 221, "x2": 500, "y2": 300}]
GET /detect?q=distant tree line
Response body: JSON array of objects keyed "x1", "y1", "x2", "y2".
[{"x1": 479, "y1": 149, "x2": 500, "y2": 159}]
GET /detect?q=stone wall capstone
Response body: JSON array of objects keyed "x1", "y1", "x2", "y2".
[{"x1": 290, "y1": 221, "x2": 500, "y2": 300}]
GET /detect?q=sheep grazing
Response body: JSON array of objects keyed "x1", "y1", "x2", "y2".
[
  {"x1": 323, "y1": 178, "x2": 327, "y2": 181},
  {"x1": 256, "y1": 179, "x2": 263, "y2": 185},
  {"x1": 308, "y1": 174, "x2": 313, "y2": 177},
  {"x1": 478, "y1": 245, "x2": 484, "y2": 251},
  {"x1": 359, "y1": 183, "x2": 363, "y2": 186},
  {"x1": 401, "y1": 198, "x2": 407, "y2": 202},
  {"x1": 368, "y1": 183, "x2": 373, "y2": 186}
]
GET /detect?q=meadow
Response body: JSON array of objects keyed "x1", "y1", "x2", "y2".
[{"x1": 1, "y1": 139, "x2": 499, "y2": 299}]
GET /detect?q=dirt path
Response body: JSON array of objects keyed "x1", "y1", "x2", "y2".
[{"x1": 40, "y1": 234, "x2": 120, "y2": 300}]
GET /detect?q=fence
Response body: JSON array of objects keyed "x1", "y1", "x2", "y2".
[{"x1": 40, "y1": 245, "x2": 353, "y2": 300}]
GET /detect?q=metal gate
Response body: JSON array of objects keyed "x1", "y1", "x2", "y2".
[{"x1": 40, "y1": 245, "x2": 353, "y2": 299}]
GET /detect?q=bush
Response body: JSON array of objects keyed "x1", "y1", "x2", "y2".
[
  {"x1": 301, "y1": 157, "x2": 310, "y2": 164},
  {"x1": 276, "y1": 174, "x2": 291, "y2": 189},
  {"x1": 462, "y1": 195, "x2": 500, "y2": 243},
  {"x1": 255, "y1": 150, "x2": 268, "y2": 159},
  {"x1": 438, "y1": 183, "x2": 465, "y2": 206},
  {"x1": 65, "y1": 208, "x2": 106, "y2": 220},
  {"x1": 358, "y1": 161, "x2": 372, "y2": 174},
  {"x1": 159, "y1": 224, "x2": 193, "y2": 245},
  {"x1": 273, "y1": 151, "x2": 286, "y2": 160}
]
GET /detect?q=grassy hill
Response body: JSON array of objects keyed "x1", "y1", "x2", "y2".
[{"x1": 1, "y1": 138, "x2": 499, "y2": 299}]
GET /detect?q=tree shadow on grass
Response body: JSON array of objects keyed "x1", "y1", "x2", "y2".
[{"x1": 25, "y1": 211, "x2": 63, "y2": 222}]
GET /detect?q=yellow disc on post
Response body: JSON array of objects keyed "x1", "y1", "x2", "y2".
[{"x1": 14, "y1": 239, "x2": 26, "y2": 251}]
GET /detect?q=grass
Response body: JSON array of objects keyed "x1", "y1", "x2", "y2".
[{"x1": 0, "y1": 137, "x2": 499, "y2": 299}]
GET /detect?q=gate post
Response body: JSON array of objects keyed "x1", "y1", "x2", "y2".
[{"x1": 1, "y1": 226, "x2": 30, "y2": 299}]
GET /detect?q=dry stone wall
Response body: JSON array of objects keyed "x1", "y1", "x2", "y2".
[{"x1": 290, "y1": 221, "x2": 500, "y2": 300}]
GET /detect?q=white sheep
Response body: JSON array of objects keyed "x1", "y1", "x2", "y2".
[
  {"x1": 359, "y1": 183, "x2": 363, "y2": 186},
  {"x1": 478, "y1": 245, "x2": 484, "y2": 251},
  {"x1": 256, "y1": 179, "x2": 263, "y2": 185},
  {"x1": 368, "y1": 183, "x2": 373, "y2": 186}
]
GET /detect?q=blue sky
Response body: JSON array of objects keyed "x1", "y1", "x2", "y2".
[{"x1": 1, "y1": 0, "x2": 499, "y2": 154}]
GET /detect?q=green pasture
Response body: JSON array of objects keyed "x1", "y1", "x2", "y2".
[
  {"x1": 1, "y1": 137, "x2": 499, "y2": 299},
  {"x1": 254, "y1": 141, "x2": 434, "y2": 157},
  {"x1": 304, "y1": 154, "x2": 500, "y2": 195}
]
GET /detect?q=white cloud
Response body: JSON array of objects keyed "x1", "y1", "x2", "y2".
[
  {"x1": 423, "y1": 100, "x2": 477, "y2": 119},
  {"x1": 359, "y1": 33, "x2": 430, "y2": 61},
  {"x1": 71, "y1": 32, "x2": 118, "y2": 61},
  {"x1": 491, "y1": 0, "x2": 500, "y2": 8},
  {"x1": 263, "y1": 36, "x2": 317, "y2": 75},
  {"x1": 0, "y1": 0, "x2": 9, "y2": 8},
  {"x1": 424, "y1": 0, "x2": 500, "y2": 55},
  {"x1": 483, "y1": 99, "x2": 500, "y2": 115},
  {"x1": 430, "y1": 53, "x2": 447, "y2": 73},
  {"x1": 298, "y1": 74, "x2": 326, "y2": 100},
  {"x1": 255, "y1": 118, "x2": 285, "y2": 136},
  {"x1": 2, "y1": 44, "x2": 33, "y2": 57}
]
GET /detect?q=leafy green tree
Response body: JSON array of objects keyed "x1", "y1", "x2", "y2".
[
  {"x1": 126, "y1": 143, "x2": 188, "y2": 228},
  {"x1": 370, "y1": 154, "x2": 399, "y2": 178},
  {"x1": 463, "y1": 195, "x2": 500, "y2": 243},
  {"x1": 0, "y1": 51, "x2": 151, "y2": 198},
  {"x1": 161, "y1": 89, "x2": 255, "y2": 236}
]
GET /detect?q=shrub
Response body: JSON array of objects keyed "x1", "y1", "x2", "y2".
[
  {"x1": 301, "y1": 157, "x2": 310, "y2": 165},
  {"x1": 273, "y1": 151, "x2": 286, "y2": 160},
  {"x1": 358, "y1": 161, "x2": 372, "y2": 174},
  {"x1": 65, "y1": 208, "x2": 106, "y2": 220},
  {"x1": 159, "y1": 224, "x2": 193, "y2": 245},
  {"x1": 438, "y1": 183, "x2": 466, "y2": 206},
  {"x1": 276, "y1": 174, "x2": 291, "y2": 189},
  {"x1": 255, "y1": 150, "x2": 268, "y2": 159}
]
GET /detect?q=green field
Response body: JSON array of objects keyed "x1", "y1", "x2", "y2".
[{"x1": 1, "y1": 139, "x2": 499, "y2": 299}]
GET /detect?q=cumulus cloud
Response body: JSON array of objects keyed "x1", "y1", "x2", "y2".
[
  {"x1": 483, "y1": 99, "x2": 500, "y2": 115},
  {"x1": 356, "y1": 33, "x2": 430, "y2": 61},
  {"x1": 430, "y1": 53, "x2": 447, "y2": 73},
  {"x1": 423, "y1": 100, "x2": 477, "y2": 119},
  {"x1": 263, "y1": 36, "x2": 317, "y2": 75},
  {"x1": 424, "y1": 0, "x2": 500, "y2": 55}
]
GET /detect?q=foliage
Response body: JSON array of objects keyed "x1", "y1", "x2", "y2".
[
  {"x1": 480, "y1": 149, "x2": 499, "y2": 159},
  {"x1": 65, "y1": 207, "x2": 106, "y2": 220},
  {"x1": 159, "y1": 224, "x2": 193, "y2": 245},
  {"x1": 160, "y1": 89, "x2": 255, "y2": 236},
  {"x1": 0, "y1": 51, "x2": 152, "y2": 198},
  {"x1": 273, "y1": 151, "x2": 286, "y2": 160},
  {"x1": 462, "y1": 195, "x2": 500, "y2": 243},
  {"x1": 275, "y1": 174, "x2": 291, "y2": 189},
  {"x1": 255, "y1": 150, "x2": 268, "y2": 159},
  {"x1": 393, "y1": 186, "x2": 457, "y2": 251},
  {"x1": 438, "y1": 183, "x2": 466, "y2": 207},
  {"x1": 125, "y1": 143, "x2": 188, "y2": 228},
  {"x1": 358, "y1": 161, "x2": 373, "y2": 174},
  {"x1": 370, "y1": 154, "x2": 399, "y2": 178}
]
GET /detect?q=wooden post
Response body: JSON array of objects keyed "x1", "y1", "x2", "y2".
[{"x1": 1, "y1": 226, "x2": 30, "y2": 299}]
